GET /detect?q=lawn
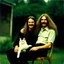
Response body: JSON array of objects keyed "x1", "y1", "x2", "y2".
[{"x1": 0, "y1": 48, "x2": 64, "y2": 64}]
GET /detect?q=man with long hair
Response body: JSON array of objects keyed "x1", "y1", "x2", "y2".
[{"x1": 30, "y1": 13, "x2": 58, "y2": 57}]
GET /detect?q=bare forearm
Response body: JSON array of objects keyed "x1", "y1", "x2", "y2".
[{"x1": 37, "y1": 42, "x2": 52, "y2": 50}]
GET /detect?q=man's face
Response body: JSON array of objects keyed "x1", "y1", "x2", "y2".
[
  {"x1": 41, "y1": 16, "x2": 48, "y2": 28},
  {"x1": 28, "y1": 18, "x2": 35, "y2": 29}
]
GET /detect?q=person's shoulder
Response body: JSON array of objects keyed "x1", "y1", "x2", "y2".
[
  {"x1": 49, "y1": 29, "x2": 55, "y2": 33},
  {"x1": 20, "y1": 28, "x2": 24, "y2": 33}
]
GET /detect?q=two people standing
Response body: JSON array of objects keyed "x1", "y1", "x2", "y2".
[{"x1": 6, "y1": 13, "x2": 58, "y2": 64}]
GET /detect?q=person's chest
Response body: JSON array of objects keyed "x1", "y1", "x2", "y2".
[{"x1": 38, "y1": 30, "x2": 49, "y2": 38}]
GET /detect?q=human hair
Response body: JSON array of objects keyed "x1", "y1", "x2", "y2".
[
  {"x1": 36, "y1": 13, "x2": 58, "y2": 36},
  {"x1": 22, "y1": 16, "x2": 36, "y2": 35}
]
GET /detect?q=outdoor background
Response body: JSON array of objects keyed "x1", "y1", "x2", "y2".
[{"x1": 0, "y1": 0, "x2": 64, "y2": 64}]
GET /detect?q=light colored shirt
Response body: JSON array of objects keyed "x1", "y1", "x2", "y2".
[{"x1": 36, "y1": 27, "x2": 55, "y2": 44}]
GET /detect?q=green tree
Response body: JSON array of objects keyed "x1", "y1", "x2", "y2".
[{"x1": 47, "y1": 0, "x2": 64, "y2": 16}]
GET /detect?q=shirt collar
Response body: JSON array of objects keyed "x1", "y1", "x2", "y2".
[{"x1": 41, "y1": 27, "x2": 49, "y2": 32}]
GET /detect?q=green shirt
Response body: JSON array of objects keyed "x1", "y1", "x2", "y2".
[{"x1": 36, "y1": 27, "x2": 55, "y2": 44}]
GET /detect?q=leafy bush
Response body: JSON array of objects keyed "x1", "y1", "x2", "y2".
[{"x1": 0, "y1": 37, "x2": 14, "y2": 54}]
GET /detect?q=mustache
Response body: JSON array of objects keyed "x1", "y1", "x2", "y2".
[
  {"x1": 29, "y1": 24, "x2": 34, "y2": 26},
  {"x1": 41, "y1": 22, "x2": 47, "y2": 24}
]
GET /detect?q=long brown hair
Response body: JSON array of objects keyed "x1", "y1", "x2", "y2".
[
  {"x1": 22, "y1": 16, "x2": 36, "y2": 35},
  {"x1": 36, "y1": 13, "x2": 58, "y2": 36}
]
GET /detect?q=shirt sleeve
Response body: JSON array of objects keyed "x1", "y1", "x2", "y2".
[
  {"x1": 47, "y1": 29, "x2": 56, "y2": 43},
  {"x1": 13, "y1": 32, "x2": 24, "y2": 47}
]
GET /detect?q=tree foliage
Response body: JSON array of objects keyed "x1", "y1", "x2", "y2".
[
  {"x1": 3, "y1": 0, "x2": 64, "y2": 17},
  {"x1": 47, "y1": 0, "x2": 64, "y2": 16},
  {"x1": 12, "y1": 0, "x2": 64, "y2": 17},
  {"x1": 13, "y1": 3, "x2": 47, "y2": 17}
]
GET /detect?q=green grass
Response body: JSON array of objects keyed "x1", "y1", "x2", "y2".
[
  {"x1": 0, "y1": 49, "x2": 64, "y2": 64},
  {"x1": 0, "y1": 54, "x2": 10, "y2": 64}
]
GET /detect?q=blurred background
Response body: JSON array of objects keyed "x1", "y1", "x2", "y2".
[{"x1": 0, "y1": 0, "x2": 64, "y2": 64}]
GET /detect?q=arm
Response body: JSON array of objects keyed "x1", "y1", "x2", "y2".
[
  {"x1": 14, "y1": 34, "x2": 19, "y2": 53},
  {"x1": 30, "y1": 42, "x2": 51, "y2": 51},
  {"x1": 14, "y1": 28, "x2": 25, "y2": 52},
  {"x1": 14, "y1": 32, "x2": 24, "y2": 47},
  {"x1": 36, "y1": 42, "x2": 52, "y2": 49}
]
